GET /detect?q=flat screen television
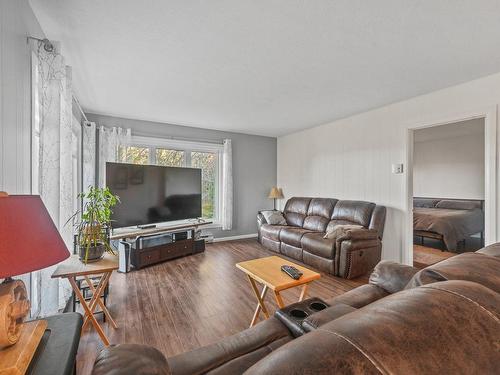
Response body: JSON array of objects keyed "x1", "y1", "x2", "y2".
[{"x1": 106, "y1": 162, "x2": 202, "y2": 228}]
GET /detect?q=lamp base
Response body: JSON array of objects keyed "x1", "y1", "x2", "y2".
[{"x1": 0, "y1": 319, "x2": 47, "y2": 375}]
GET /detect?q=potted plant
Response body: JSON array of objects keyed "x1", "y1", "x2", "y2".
[{"x1": 69, "y1": 187, "x2": 120, "y2": 263}]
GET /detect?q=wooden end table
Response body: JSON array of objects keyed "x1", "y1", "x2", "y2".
[
  {"x1": 236, "y1": 256, "x2": 321, "y2": 327},
  {"x1": 51, "y1": 254, "x2": 118, "y2": 346}
]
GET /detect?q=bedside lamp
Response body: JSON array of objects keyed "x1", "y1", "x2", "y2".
[
  {"x1": 0, "y1": 193, "x2": 69, "y2": 372},
  {"x1": 268, "y1": 187, "x2": 284, "y2": 210}
]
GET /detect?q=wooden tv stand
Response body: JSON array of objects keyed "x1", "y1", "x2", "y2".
[{"x1": 111, "y1": 221, "x2": 212, "y2": 270}]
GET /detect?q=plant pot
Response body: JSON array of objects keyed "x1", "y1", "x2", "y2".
[{"x1": 78, "y1": 243, "x2": 105, "y2": 263}]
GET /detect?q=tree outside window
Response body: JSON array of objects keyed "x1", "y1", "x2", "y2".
[{"x1": 191, "y1": 151, "x2": 216, "y2": 219}]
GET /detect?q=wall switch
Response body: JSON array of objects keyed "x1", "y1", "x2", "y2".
[{"x1": 392, "y1": 163, "x2": 404, "y2": 174}]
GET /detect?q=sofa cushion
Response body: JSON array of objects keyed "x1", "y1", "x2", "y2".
[
  {"x1": 330, "y1": 200, "x2": 375, "y2": 228},
  {"x1": 279, "y1": 227, "x2": 314, "y2": 248},
  {"x1": 301, "y1": 232, "x2": 336, "y2": 259},
  {"x1": 302, "y1": 198, "x2": 338, "y2": 232},
  {"x1": 324, "y1": 284, "x2": 389, "y2": 308},
  {"x1": 283, "y1": 197, "x2": 311, "y2": 227},
  {"x1": 406, "y1": 252, "x2": 500, "y2": 293},
  {"x1": 260, "y1": 224, "x2": 287, "y2": 242},
  {"x1": 260, "y1": 210, "x2": 287, "y2": 225}
]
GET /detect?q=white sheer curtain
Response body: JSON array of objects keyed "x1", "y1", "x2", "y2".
[
  {"x1": 98, "y1": 126, "x2": 131, "y2": 187},
  {"x1": 31, "y1": 40, "x2": 73, "y2": 316},
  {"x1": 221, "y1": 139, "x2": 233, "y2": 230}
]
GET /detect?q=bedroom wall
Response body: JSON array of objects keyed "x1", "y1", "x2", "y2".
[
  {"x1": 85, "y1": 113, "x2": 277, "y2": 239},
  {"x1": 0, "y1": 0, "x2": 44, "y2": 193},
  {"x1": 278, "y1": 72, "x2": 500, "y2": 264},
  {"x1": 413, "y1": 118, "x2": 485, "y2": 200}
]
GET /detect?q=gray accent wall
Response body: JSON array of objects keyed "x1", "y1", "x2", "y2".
[{"x1": 86, "y1": 113, "x2": 277, "y2": 238}]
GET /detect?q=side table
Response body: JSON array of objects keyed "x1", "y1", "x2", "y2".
[{"x1": 51, "y1": 254, "x2": 118, "y2": 346}]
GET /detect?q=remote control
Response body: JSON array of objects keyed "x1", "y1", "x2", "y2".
[{"x1": 281, "y1": 265, "x2": 303, "y2": 280}]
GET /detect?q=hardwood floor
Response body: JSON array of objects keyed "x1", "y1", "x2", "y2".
[
  {"x1": 413, "y1": 245, "x2": 456, "y2": 269},
  {"x1": 76, "y1": 239, "x2": 367, "y2": 374},
  {"x1": 413, "y1": 235, "x2": 482, "y2": 268}
]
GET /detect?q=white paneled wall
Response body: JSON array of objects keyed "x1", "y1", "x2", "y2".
[
  {"x1": 278, "y1": 72, "x2": 500, "y2": 263},
  {"x1": 0, "y1": 0, "x2": 44, "y2": 194}
]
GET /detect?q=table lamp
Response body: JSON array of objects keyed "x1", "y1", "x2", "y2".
[
  {"x1": 268, "y1": 187, "x2": 284, "y2": 210},
  {"x1": 0, "y1": 193, "x2": 69, "y2": 373}
]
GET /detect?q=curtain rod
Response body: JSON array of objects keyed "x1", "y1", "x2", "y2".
[
  {"x1": 132, "y1": 131, "x2": 225, "y2": 145},
  {"x1": 72, "y1": 95, "x2": 88, "y2": 122}
]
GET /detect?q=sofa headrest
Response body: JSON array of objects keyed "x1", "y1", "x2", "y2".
[
  {"x1": 331, "y1": 200, "x2": 376, "y2": 227},
  {"x1": 244, "y1": 280, "x2": 500, "y2": 375},
  {"x1": 283, "y1": 197, "x2": 311, "y2": 227},
  {"x1": 406, "y1": 252, "x2": 500, "y2": 293}
]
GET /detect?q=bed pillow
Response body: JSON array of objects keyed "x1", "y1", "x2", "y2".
[
  {"x1": 261, "y1": 210, "x2": 287, "y2": 225},
  {"x1": 324, "y1": 224, "x2": 363, "y2": 239},
  {"x1": 413, "y1": 198, "x2": 439, "y2": 208},
  {"x1": 435, "y1": 200, "x2": 481, "y2": 210}
]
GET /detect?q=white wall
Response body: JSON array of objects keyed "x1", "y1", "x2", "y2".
[
  {"x1": 278, "y1": 72, "x2": 500, "y2": 263},
  {"x1": 413, "y1": 118, "x2": 485, "y2": 200},
  {"x1": 0, "y1": 0, "x2": 44, "y2": 194}
]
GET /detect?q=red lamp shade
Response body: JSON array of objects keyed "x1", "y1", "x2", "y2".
[{"x1": 0, "y1": 195, "x2": 70, "y2": 278}]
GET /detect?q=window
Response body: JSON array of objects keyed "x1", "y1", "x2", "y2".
[
  {"x1": 117, "y1": 137, "x2": 223, "y2": 222},
  {"x1": 156, "y1": 148, "x2": 185, "y2": 167},
  {"x1": 118, "y1": 146, "x2": 150, "y2": 165}
]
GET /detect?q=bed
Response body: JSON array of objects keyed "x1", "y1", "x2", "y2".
[{"x1": 413, "y1": 197, "x2": 484, "y2": 251}]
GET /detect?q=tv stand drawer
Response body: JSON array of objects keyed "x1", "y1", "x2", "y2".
[{"x1": 139, "y1": 249, "x2": 161, "y2": 266}]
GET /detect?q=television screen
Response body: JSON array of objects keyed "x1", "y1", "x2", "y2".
[{"x1": 106, "y1": 162, "x2": 202, "y2": 228}]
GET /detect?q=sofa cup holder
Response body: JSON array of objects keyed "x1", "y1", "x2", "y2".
[
  {"x1": 309, "y1": 302, "x2": 327, "y2": 311},
  {"x1": 274, "y1": 297, "x2": 329, "y2": 338},
  {"x1": 289, "y1": 309, "x2": 308, "y2": 319}
]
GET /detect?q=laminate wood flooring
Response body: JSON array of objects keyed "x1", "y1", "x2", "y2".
[{"x1": 76, "y1": 239, "x2": 367, "y2": 374}]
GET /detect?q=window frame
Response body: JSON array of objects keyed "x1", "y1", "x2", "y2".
[{"x1": 121, "y1": 135, "x2": 224, "y2": 225}]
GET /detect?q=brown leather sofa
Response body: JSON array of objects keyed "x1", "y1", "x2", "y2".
[
  {"x1": 92, "y1": 244, "x2": 500, "y2": 375},
  {"x1": 257, "y1": 197, "x2": 386, "y2": 279}
]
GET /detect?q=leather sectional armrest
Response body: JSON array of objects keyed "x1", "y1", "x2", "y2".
[
  {"x1": 302, "y1": 303, "x2": 357, "y2": 332},
  {"x1": 336, "y1": 228, "x2": 379, "y2": 242},
  {"x1": 92, "y1": 344, "x2": 170, "y2": 375},
  {"x1": 369, "y1": 260, "x2": 420, "y2": 294}
]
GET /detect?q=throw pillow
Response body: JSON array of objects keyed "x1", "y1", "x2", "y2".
[
  {"x1": 324, "y1": 224, "x2": 363, "y2": 239},
  {"x1": 261, "y1": 210, "x2": 287, "y2": 225}
]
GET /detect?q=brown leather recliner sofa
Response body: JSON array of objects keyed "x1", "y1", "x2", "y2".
[
  {"x1": 92, "y1": 244, "x2": 500, "y2": 375},
  {"x1": 257, "y1": 197, "x2": 387, "y2": 279}
]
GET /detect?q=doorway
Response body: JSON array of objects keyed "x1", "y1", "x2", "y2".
[
  {"x1": 404, "y1": 107, "x2": 497, "y2": 268},
  {"x1": 411, "y1": 119, "x2": 485, "y2": 267}
]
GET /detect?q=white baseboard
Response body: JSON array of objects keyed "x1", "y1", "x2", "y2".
[{"x1": 212, "y1": 233, "x2": 258, "y2": 243}]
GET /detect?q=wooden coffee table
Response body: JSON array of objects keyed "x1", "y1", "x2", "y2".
[{"x1": 236, "y1": 256, "x2": 321, "y2": 327}]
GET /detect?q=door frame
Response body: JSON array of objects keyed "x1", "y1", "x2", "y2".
[{"x1": 403, "y1": 106, "x2": 497, "y2": 265}]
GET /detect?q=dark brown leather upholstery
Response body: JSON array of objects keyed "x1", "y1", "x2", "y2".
[
  {"x1": 93, "y1": 246, "x2": 500, "y2": 375},
  {"x1": 406, "y1": 252, "x2": 500, "y2": 292},
  {"x1": 245, "y1": 280, "x2": 500, "y2": 375},
  {"x1": 260, "y1": 224, "x2": 286, "y2": 242},
  {"x1": 168, "y1": 317, "x2": 292, "y2": 375},
  {"x1": 477, "y1": 242, "x2": 500, "y2": 257},
  {"x1": 301, "y1": 232, "x2": 335, "y2": 259},
  {"x1": 325, "y1": 283, "x2": 389, "y2": 308},
  {"x1": 283, "y1": 197, "x2": 311, "y2": 227},
  {"x1": 302, "y1": 198, "x2": 337, "y2": 232},
  {"x1": 279, "y1": 227, "x2": 314, "y2": 248},
  {"x1": 368, "y1": 260, "x2": 419, "y2": 294},
  {"x1": 330, "y1": 200, "x2": 375, "y2": 227},
  {"x1": 92, "y1": 344, "x2": 171, "y2": 375},
  {"x1": 258, "y1": 197, "x2": 386, "y2": 279},
  {"x1": 301, "y1": 303, "x2": 356, "y2": 332}
]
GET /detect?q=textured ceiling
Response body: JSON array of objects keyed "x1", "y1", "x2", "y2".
[{"x1": 30, "y1": 0, "x2": 500, "y2": 137}]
